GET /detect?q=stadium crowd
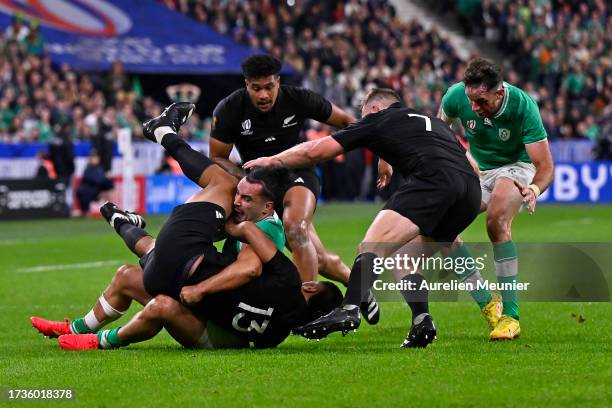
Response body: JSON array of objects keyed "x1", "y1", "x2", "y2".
[
  {"x1": 422, "y1": 0, "x2": 610, "y2": 144},
  {"x1": 0, "y1": 15, "x2": 211, "y2": 149},
  {"x1": 162, "y1": 0, "x2": 465, "y2": 120},
  {"x1": 164, "y1": 0, "x2": 609, "y2": 146},
  {"x1": 1, "y1": 2, "x2": 610, "y2": 199}
]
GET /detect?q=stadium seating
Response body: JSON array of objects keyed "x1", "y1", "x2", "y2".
[{"x1": 418, "y1": 0, "x2": 610, "y2": 144}]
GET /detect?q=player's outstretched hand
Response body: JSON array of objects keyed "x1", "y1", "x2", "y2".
[
  {"x1": 243, "y1": 156, "x2": 282, "y2": 170},
  {"x1": 377, "y1": 159, "x2": 393, "y2": 190},
  {"x1": 514, "y1": 180, "x2": 537, "y2": 215},
  {"x1": 180, "y1": 285, "x2": 204, "y2": 306}
]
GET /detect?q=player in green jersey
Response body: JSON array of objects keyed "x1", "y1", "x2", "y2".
[{"x1": 439, "y1": 58, "x2": 554, "y2": 340}]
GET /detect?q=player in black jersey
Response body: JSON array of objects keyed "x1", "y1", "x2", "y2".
[
  {"x1": 46, "y1": 103, "x2": 342, "y2": 350},
  {"x1": 245, "y1": 88, "x2": 482, "y2": 348},
  {"x1": 210, "y1": 54, "x2": 380, "y2": 325}
]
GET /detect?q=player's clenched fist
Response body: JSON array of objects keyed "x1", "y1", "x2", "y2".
[{"x1": 180, "y1": 285, "x2": 204, "y2": 306}]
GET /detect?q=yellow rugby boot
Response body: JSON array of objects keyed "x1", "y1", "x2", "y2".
[
  {"x1": 489, "y1": 315, "x2": 521, "y2": 340},
  {"x1": 481, "y1": 292, "x2": 503, "y2": 331}
]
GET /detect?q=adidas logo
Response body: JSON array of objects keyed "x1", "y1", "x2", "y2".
[
  {"x1": 265, "y1": 136, "x2": 276, "y2": 142},
  {"x1": 294, "y1": 177, "x2": 304, "y2": 183},
  {"x1": 182, "y1": 108, "x2": 194, "y2": 123},
  {"x1": 215, "y1": 210, "x2": 223, "y2": 219}
]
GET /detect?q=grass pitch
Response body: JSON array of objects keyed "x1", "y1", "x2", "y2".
[{"x1": 1, "y1": 204, "x2": 611, "y2": 407}]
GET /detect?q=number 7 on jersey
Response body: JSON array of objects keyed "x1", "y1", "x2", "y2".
[{"x1": 408, "y1": 113, "x2": 432, "y2": 131}]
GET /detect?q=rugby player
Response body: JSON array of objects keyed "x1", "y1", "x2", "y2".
[
  {"x1": 32, "y1": 103, "x2": 342, "y2": 349},
  {"x1": 438, "y1": 58, "x2": 554, "y2": 340},
  {"x1": 244, "y1": 88, "x2": 482, "y2": 348},
  {"x1": 56, "y1": 214, "x2": 342, "y2": 350},
  {"x1": 209, "y1": 54, "x2": 380, "y2": 324}
]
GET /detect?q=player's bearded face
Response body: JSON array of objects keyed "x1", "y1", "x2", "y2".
[
  {"x1": 465, "y1": 85, "x2": 503, "y2": 118},
  {"x1": 233, "y1": 179, "x2": 273, "y2": 222},
  {"x1": 246, "y1": 76, "x2": 280, "y2": 112}
]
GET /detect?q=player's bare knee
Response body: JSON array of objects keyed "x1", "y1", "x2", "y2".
[
  {"x1": 112, "y1": 264, "x2": 137, "y2": 291},
  {"x1": 285, "y1": 219, "x2": 310, "y2": 248},
  {"x1": 144, "y1": 295, "x2": 178, "y2": 319}
]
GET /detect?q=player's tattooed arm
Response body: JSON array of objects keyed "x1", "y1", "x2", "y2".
[
  {"x1": 180, "y1": 247, "x2": 263, "y2": 305},
  {"x1": 243, "y1": 136, "x2": 344, "y2": 169},
  {"x1": 213, "y1": 157, "x2": 245, "y2": 180}
]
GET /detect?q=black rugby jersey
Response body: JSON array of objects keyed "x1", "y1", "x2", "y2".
[
  {"x1": 196, "y1": 251, "x2": 309, "y2": 349},
  {"x1": 210, "y1": 85, "x2": 332, "y2": 162},
  {"x1": 332, "y1": 103, "x2": 475, "y2": 177}
]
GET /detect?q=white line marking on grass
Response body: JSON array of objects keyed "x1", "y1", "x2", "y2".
[
  {"x1": 551, "y1": 218, "x2": 593, "y2": 227},
  {"x1": 17, "y1": 260, "x2": 121, "y2": 273},
  {"x1": 0, "y1": 238, "x2": 43, "y2": 246}
]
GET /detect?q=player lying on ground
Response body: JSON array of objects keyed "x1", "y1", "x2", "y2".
[
  {"x1": 245, "y1": 88, "x2": 500, "y2": 348},
  {"x1": 55, "y1": 213, "x2": 341, "y2": 350},
  {"x1": 209, "y1": 54, "x2": 379, "y2": 325},
  {"x1": 438, "y1": 58, "x2": 554, "y2": 340},
  {"x1": 32, "y1": 103, "x2": 342, "y2": 349}
]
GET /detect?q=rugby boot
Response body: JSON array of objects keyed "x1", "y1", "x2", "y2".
[
  {"x1": 58, "y1": 334, "x2": 99, "y2": 350},
  {"x1": 489, "y1": 315, "x2": 521, "y2": 340},
  {"x1": 31, "y1": 316, "x2": 71, "y2": 338},
  {"x1": 100, "y1": 202, "x2": 146, "y2": 229},
  {"x1": 143, "y1": 102, "x2": 195, "y2": 143},
  {"x1": 482, "y1": 292, "x2": 503, "y2": 331},
  {"x1": 292, "y1": 305, "x2": 361, "y2": 340},
  {"x1": 401, "y1": 314, "x2": 437, "y2": 348},
  {"x1": 360, "y1": 291, "x2": 380, "y2": 325}
]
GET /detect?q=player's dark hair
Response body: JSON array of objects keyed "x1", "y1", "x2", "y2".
[
  {"x1": 242, "y1": 54, "x2": 282, "y2": 79},
  {"x1": 246, "y1": 166, "x2": 293, "y2": 206},
  {"x1": 306, "y1": 282, "x2": 343, "y2": 320},
  {"x1": 463, "y1": 58, "x2": 503, "y2": 91},
  {"x1": 361, "y1": 88, "x2": 401, "y2": 109}
]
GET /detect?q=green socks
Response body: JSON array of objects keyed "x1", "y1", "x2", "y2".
[
  {"x1": 448, "y1": 244, "x2": 492, "y2": 309},
  {"x1": 70, "y1": 318, "x2": 92, "y2": 334},
  {"x1": 97, "y1": 328, "x2": 124, "y2": 349},
  {"x1": 493, "y1": 240, "x2": 519, "y2": 320}
]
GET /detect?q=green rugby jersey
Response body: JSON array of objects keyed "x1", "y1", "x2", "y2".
[
  {"x1": 236, "y1": 211, "x2": 285, "y2": 252},
  {"x1": 441, "y1": 82, "x2": 547, "y2": 170}
]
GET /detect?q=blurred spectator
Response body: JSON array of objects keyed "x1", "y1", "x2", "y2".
[
  {"x1": 166, "y1": 83, "x2": 202, "y2": 103},
  {"x1": 5, "y1": 13, "x2": 29, "y2": 42},
  {"x1": 156, "y1": 151, "x2": 182, "y2": 175},
  {"x1": 104, "y1": 61, "x2": 131, "y2": 100},
  {"x1": 23, "y1": 20, "x2": 45, "y2": 56},
  {"x1": 76, "y1": 150, "x2": 114, "y2": 216},
  {"x1": 35, "y1": 150, "x2": 56, "y2": 180},
  {"x1": 48, "y1": 124, "x2": 75, "y2": 184}
]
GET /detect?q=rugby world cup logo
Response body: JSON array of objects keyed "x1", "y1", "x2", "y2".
[
  {"x1": 0, "y1": 0, "x2": 132, "y2": 36},
  {"x1": 241, "y1": 119, "x2": 253, "y2": 135}
]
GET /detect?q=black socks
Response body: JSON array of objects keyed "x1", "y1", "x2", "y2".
[{"x1": 161, "y1": 133, "x2": 213, "y2": 184}]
